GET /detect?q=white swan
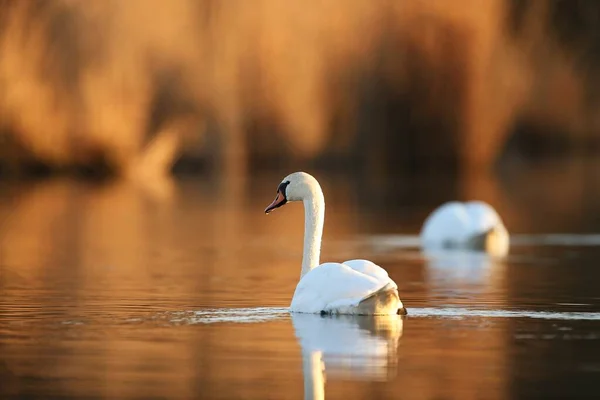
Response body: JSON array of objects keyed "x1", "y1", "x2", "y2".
[
  {"x1": 264, "y1": 171, "x2": 406, "y2": 315},
  {"x1": 420, "y1": 201, "x2": 509, "y2": 257}
]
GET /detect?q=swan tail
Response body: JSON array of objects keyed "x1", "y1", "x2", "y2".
[
  {"x1": 467, "y1": 225, "x2": 509, "y2": 255},
  {"x1": 357, "y1": 282, "x2": 402, "y2": 315},
  {"x1": 466, "y1": 228, "x2": 495, "y2": 250}
]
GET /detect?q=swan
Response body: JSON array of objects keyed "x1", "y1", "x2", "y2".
[
  {"x1": 264, "y1": 171, "x2": 406, "y2": 316},
  {"x1": 420, "y1": 201, "x2": 509, "y2": 257}
]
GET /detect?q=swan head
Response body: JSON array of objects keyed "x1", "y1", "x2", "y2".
[{"x1": 265, "y1": 171, "x2": 320, "y2": 214}]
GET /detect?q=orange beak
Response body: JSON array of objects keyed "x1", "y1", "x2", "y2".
[{"x1": 265, "y1": 190, "x2": 287, "y2": 214}]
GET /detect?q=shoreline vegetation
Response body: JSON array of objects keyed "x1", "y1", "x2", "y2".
[{"x1": 0, "y1": 0, "x2": 599, "y2": 180}]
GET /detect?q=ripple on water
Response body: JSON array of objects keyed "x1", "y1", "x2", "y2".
[
  {"x1": 168, "y1": 307, "x2": 290, "y2": 324},
  {"x1": 409, "y1": 307, "x2": 600, "y2": 321},
  {"x1": 159, "y1": 306, "x2": 600, "y2": 325}
]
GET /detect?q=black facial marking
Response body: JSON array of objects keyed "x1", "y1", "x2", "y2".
[
  {"x1": 277, "y1": 180, "x2": 291, "y2": 200},
  {"x1": 265, "y1": 180, "x2": 291, "y2": 213}
]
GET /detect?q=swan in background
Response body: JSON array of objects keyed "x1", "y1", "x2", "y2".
[
  {"x1": 264, "y1": 171, "x2": 406, "y2": 315},
  {"x1": 292, "y1": 313, "x2": 403, "y2": 400},
  {"x1": 420, "y1": 201, "x2": 510, "y2": 257}
]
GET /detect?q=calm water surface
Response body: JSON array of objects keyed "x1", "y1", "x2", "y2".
[{"x1": 1, "y1": 167, "x2": 600, "y2": 399}]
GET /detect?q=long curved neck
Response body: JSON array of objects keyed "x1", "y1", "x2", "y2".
[{"x1": 301, "y1": 186, "x2": 325, "y2": 279}]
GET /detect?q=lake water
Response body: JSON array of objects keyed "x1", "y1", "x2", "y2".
[{"x1": 1, "y1": 165, "x2": 600, "y2": 399}]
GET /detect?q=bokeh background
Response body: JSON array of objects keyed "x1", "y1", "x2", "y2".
[
  {"x1": 1, "y1": 0, "x2": 600, "y2": 179},
  {"x1": 2, "y1": 2, "x2": 600, "y2": 399}
]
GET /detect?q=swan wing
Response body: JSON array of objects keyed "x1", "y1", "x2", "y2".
[
  {"x1": 342, "y1": 259, "x2": 395, "y2": 287},
  {"x1": 290, "y1": 262, "x2": 389, "y2": 313},
  {"x1": 420, "y1": 202, "x2": 472, "y2": 245},
  {"x1": 464, "y1": 201, "x2": 504, "y2": 233}
]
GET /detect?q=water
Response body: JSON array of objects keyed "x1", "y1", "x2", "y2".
[{"x1": 1, "y1": 168, "x2": 600, "y2": 399}]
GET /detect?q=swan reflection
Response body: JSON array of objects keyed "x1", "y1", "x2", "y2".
[
  {"x1": 423, "y1": 249, "x2": 505, "y2": 295},
  {"x1": 292, "y1": 313, "x2": 403, "y2": 400}
]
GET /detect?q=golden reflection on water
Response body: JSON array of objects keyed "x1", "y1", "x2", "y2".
[{"x1": 1, "y1": 163, "x2": 599, "y2": 399}]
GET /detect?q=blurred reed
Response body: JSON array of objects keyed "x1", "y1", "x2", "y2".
[{"x1": 0, "y1": 0, "x2": 598, "y2": 180}]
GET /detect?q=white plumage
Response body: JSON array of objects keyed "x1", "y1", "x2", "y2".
[
  {"x1": 290, "y1": 259, "x2": 398, "y2": 314},
  {"x1": 420, "y1": 201, "x2": 509, "y2": 256},
  {"x1": 265, "y1": 172, "x2": 405, "y2": 315}
]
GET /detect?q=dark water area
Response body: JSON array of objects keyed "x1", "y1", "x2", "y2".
[{"x1": 1, "y1": 162, "x2": 600, "y2": 399}]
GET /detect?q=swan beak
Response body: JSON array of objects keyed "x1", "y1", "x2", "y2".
[
  {"x1": 397, "y1": 307, "x2": 408, "y2": 316},
  {"x1": 265, "y1": 191, "x2": 287, "y2": 214}
]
